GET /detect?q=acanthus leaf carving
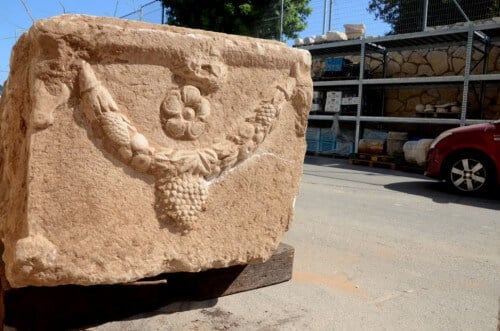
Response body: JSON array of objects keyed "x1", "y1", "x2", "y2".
[{"x1": 170, "y1": 149, "x2": 218, "y2": 177}]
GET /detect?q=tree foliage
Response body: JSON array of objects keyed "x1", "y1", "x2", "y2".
[
  {"x1": 161, "y1": 0, "x2": 312, "y2": 40},
  {"x1": 368, "y1": 0, "x2": 500, "y2": 34}
]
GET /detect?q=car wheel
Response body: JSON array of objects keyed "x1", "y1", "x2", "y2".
[{"x1": 444, "y1": 153, "x2": 493, "y2": 194}]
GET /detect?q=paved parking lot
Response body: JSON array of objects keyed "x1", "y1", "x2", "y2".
[{"x1": 85, "y1": 156, "x2": 499, "y2": 330}]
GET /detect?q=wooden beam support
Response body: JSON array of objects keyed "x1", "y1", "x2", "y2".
[{"x1": 2, "y1": 243, "x2": 294, "y2": 330}]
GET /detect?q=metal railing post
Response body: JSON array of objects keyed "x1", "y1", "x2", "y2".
[
  {"x1": 461, "y1": 25, "x2": 474, "y2": 126},
  {"x1": 322, "y1": 0, "x2": 327, "y2": 34},
  {"x1": 328, "y1": 0, "x2": 333, "y2": 31},
  {"x1": 280, "y1": 0, "x2": 284, "y2": 41},
  {"x1": 423, "y1": 0, "x2": 429, "y2": 31}
]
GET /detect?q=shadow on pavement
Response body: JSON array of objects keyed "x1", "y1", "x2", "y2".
[
  {"x1": 4, "y1": 273, "x2": 220, "y2": 331},
  {"x1": 4, "y1": 242, "x2": 294, "y2": 330},
  {"x1": 384, "y1": 180, "x2": 500, "y2": 211},
  {"x1": 304, "y1": 155, "x2": 500, "y2": 211},
  {"x1": 303, "y1": 155, "x2": 427, "y2": 181}
]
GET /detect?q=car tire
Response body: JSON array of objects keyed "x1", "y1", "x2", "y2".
[{"x1": 443, "y1": 152, "x2": 494, "y2": 195}]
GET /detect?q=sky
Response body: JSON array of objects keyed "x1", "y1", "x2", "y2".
[{"x1": 0, "y1": 0, "x2": 390, "y2": 84}]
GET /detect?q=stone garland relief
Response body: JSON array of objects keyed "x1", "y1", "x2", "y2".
[{"x1": 79, "y1": 60, "x2": 308, "y2": 231}]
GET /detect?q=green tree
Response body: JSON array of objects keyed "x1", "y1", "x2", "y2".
[
  {"x1": 368, "y1": 0, "x2": 500, "y2": 34},
  {"x1": 161, "y1": 0, "x2": 312, "y2": 40}
]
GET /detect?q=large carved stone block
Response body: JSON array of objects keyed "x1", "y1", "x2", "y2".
[{"x1": 0, "y1": 15, "x2": 312, "y2": 287}]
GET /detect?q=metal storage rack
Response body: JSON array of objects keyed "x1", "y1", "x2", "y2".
[{"x1": 300, "y1": 22, "x2": 500, "y2": 152}]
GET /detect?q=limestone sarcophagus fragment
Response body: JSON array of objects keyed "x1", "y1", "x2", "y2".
[{"x1": 0, "y1": 15, "x2": 312, "y2": 287}]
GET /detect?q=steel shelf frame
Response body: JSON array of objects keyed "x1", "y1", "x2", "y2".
[
  {"x1": 300, "y1": 22, "x2": 500, "y2": 153},
  {"x1": 308, "y1": 114, "x2": 488, "y2": 125}
]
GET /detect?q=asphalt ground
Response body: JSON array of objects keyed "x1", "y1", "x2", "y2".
[{"x1": 91, "y1": 155, "x2": 500, "y2": 331}]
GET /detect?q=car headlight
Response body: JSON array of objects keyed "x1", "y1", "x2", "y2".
[{"x1": 430, "y1": 131, "x2": 453, "y2": 149}]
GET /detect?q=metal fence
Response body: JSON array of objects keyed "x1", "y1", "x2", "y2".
[
  {"x1": 120, "y1": 0, "x2": 164, "y2": 24},
  {"x1": 384, "y1": 0, "x2": 500, "y2": 34},
  {"x1": 120, "y1": 0, "x2": 285, "y2": 40},
  {"x1": 120, "y1": 0, "x2": 500, "y2": 41},
  {"x1": 318, "y1": 0, "x2": 500, "y2": 37},
  {"x1": 424, "y1": 0, "x2": 500, "y2": 28}
]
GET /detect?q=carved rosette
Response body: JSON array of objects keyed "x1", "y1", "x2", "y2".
[
  {"x1": 160, "y1": 86, "x2": 210, "y2": 140},
  {"x1": 78, "y1": 61, "x2": 300, "y2": 230}
]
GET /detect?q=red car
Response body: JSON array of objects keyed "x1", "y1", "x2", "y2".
[{"x1": 425, "y1": 120, "x2": 500, "y2": 194}]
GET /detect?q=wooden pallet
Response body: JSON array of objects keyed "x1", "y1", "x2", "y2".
[
  {"x1": 349, "y1": 153, "x2": 399, "y2": 170},
  {"x1": 349, "y1": 153, "x2": 425, "y2": 173},
  {"x1": 349, "y1": 157, "x2": 397, "y2": 170}
]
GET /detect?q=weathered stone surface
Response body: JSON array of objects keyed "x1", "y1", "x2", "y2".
[
  {"x1": 400, "y1": 50, "x2": 412, "y2": 62},
  {"x1": 486, "y1": 105, "x2": 500, "y2": 119},
  {"x1": 385, "y1": 98, "x2": 404, "y2": 115},
  {"x1": 417, "y1": 64, "x2": 434, "y2": 76},
  {"x1": 362, "y1": 44, "x2": 500, "y2": 116},
  {"x1": 489, "y1": 46, "x2": 500, "y2": 72},
  {"x1": 495, "y1": 55, "x2": 500, "y2": 72},
  {"x1": 408, "y1": 50, "x2": 428, "y2": 65},
  {"x1": 0, "y1": 15, "x2": 312, "y2": 287},
  {"x1": 437, "y1": 88, "x2": 460, "y2": 104},
  {"x1": 451, "y1": 57, "x2": 465, "y2": 74},
  {"x1": 485, "y1": 87, "x2": 500, "y2": 100},
  {"x1": 386, "y1": 60, "x2": 401, "y2": 77},
  {"x1": 421, "y1": 92, "x2": 438, "y2": 105},
  {"x1": 389, "y1": 52, "x2": 403, "y2": 64},
  {"x1": 427, "y1": 51, "x2": 449, "y2": 75},
  {"x1": 472, "y1": 50, "x2": 483, "y2": 61},
  {"x1": 426, "y1": 89, "x2": 441, "y2": 98},
  {"x1": 451, "y1": 46, "x2": 466, "y2": 59},
  {"x1": 398, "y1": 89, "x2": 420, "y2": 100},
  {"x1": 406, "y1": 96, "x2": 422, "y2": 111},
  {"x1": 401, "y1": 62, "x2": 417, "y2": 75}
]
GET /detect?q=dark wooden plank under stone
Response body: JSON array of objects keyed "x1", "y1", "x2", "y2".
[{"x1": 1, "y1": 243, "x2": 294, "y2": 331}]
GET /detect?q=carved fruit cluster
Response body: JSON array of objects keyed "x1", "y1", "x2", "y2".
[
  {"x1": 156, "y1": 173, "x2": 208, "y2": 226},
  {"x1": 255, "y1": 103, "x2": 278, "y2": 128}
]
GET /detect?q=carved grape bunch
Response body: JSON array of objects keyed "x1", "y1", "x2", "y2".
[
  {"x1": 255, "y1": 103, "x2": 278, "y2": 128},
  {"x1": 155, "y1": 173, "x2": 208, "y2": 228}
]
